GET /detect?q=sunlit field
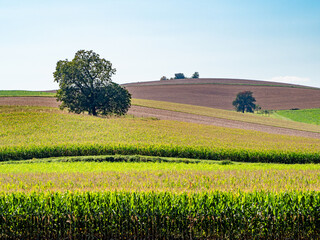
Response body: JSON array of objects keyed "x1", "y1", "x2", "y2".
[
  {"x1": 275, "y1": 108, "x2": 320, "y2": 125},
  {"x1": 1, "y1": 157, "x2": 320, "y2": 193},
  {"x1": 0, "y1": 90, "x2": 55, "y2": 97},
  {"x1": 0, "y1": 106, "x2": 320, "y2": 163},
  {"x1": 132, "y1": 99, "x2": 320, "y2": 133},
  {"x1": 1, "y1": 105, "x2": 320, "y2": 238},
  {"x1": 1, "y1": 157, "x2": 320, "y2": 238}
]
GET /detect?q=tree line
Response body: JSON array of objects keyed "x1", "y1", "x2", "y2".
[{"x1": 160, "y1": 72, "x2": 199, "y2": 81}]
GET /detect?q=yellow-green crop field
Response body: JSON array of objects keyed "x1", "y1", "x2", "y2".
[
  {"x1": 1, "y1": 105, "x2": 320, "y2": 238},
  {"x1": 0, "y1": 106, "x2": 320, "y2": 163},
  {"x1": 1, "y1": 157, "x2": 320, "y2": 238},
  {"x1": 132, "y1": 99, "x2": 320, "y2": 133},
  {"x1": 1, "y1": 158, "x2": 320, "y2": 193}
]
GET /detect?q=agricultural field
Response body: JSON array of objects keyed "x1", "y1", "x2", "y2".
[
  {"x1": 1, "y1": 155, "x2": 320, "y2": 193},
  {"x1": 274, "y1": 108, "x2": 320, "y2": 125},
  {"x1": 1, "y1": 92, "x2": 320, "y2": 238},
  {"x1": 1, "y1": 105, "x2": 320, "y2": 163},
  {"x1": 132, "y1": 99, "x2": 320, "y2": 133},
  {"x1": 0, "y1": 90, "x2": 55, "y2": 97},
  {"x1": 125, "y1": 78, "x2": 320, "y2": 110},
  {"x1": 1, "y1": 156, "x2": 320, "y2": 238}
]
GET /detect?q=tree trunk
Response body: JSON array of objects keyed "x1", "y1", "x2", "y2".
[{"x1": 92, "y1": 107, "x2": 97, "y2": 116}]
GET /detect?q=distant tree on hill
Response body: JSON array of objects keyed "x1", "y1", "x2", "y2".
[
  {"x1": 192, "y1": 72, "x2": 199, "y2": 78},
  {"x1": 160, "y1": 76, "x2": 167, "y2": 81},
  {"x1": 174, "y1": 73, "x2": 186, "y2": 79},
  {"x1": 232, "y1": 91, "x2": 256, "y2": 113},
  {"x1": 53, "y1": 50, "x2": 131, "y2": 116}
]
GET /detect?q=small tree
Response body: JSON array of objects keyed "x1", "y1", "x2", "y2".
[
  {"x1": 174, "y1": 73, "x2": 185, "y2": 79},
  {"x1": 160, "y1": 76, "x2": 167, "y2": 81},
  {"x1": 232, "y1": 91, "x2": 256, "y2": 113},
  {"x1": 53, "y1": 50, "x2": 131, "y2": 116},
  {"x1": 192, "y1": 72, "x2": 199, "y2": 78}
]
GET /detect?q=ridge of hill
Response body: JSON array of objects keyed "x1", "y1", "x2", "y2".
[
  {"x1": 124, "y1": 78, "x2": 320, "y2": 111},
  {"x1": 123, "y1": 78, "x2": 316, "y2": 88}
]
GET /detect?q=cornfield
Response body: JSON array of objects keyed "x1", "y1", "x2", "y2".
[
  {"x1": 1, "y1": 106, "x2": 320, "y2": 163},
  {"x1": 1, "y1": 191, "x2": 319, "y2": 239},
  {"x1": 1, "y1": 143, "x2": 320, "y2": 164}
]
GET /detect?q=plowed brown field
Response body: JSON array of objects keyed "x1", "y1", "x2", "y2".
[{"x1": 124, "y1": 78, "x2": 320, "y2": 110}]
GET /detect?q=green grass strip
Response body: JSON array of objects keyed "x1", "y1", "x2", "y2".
[
  {"x1": 0, "y1": 90, "x2": 55, "y2": 97},
  {"x1": 274, "y1": 108, "x2": 320, "y2": 125}
]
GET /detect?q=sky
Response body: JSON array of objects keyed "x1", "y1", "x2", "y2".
[{"x1": 0, "y1": 0, "x2": 319, "y2": 90}]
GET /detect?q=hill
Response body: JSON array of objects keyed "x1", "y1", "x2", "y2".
[
  {"x1": 124, "y1": 78, "x2": 320, "y2": 110},
  {"x1": 0, "y1": 78, "x2": 319, "y2": 138}
]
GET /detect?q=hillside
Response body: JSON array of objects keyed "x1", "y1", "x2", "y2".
[
  {"x1": 1, "y1": 78, "x2": 319, "y2": 139},
  {"x1": 124, "y1": 78, "x2": 320, "y2": 110}
]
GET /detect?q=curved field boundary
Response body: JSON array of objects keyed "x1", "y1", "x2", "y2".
[
  {"x1": 132, "y1": 99, "x2": 320, "y2": 134},
  {"x1": 125, "y1": 82, "x2": 318, "y2": 90},
  {"x1": 123, "y1": 78, "x2": 317, "y2": 88},
  {"x1": 128, "y1": 106, "x2": 320, "y2": 139},
  {"x1": 1, "y1": 143, "x2": 320, "y2": 164}
]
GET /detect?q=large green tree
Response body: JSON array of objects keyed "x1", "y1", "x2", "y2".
[
  {"x1": 232, "y1": 91, "x2": 256, "y2": 113},
  {"x1": 53, "y1": 50, "x2": 131, "y2": 116}
]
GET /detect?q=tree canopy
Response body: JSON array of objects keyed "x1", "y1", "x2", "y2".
[
  {"x1": 174, "y1": 73, "x2": 186, "y2": 79},
  {"x1": 192, "y1": 72, "x2": 199, "y2": 78},
  {"x1": 53, "y1": 50, "x2": 131, "y2": 116},
  {"x1": 232, "y1": 91, "x2": 256, "y2": 113}
]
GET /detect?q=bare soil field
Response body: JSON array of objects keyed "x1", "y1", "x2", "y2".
[
  {"x1": 0, "y1": 97, "x2": 59, "y2": 108},
  {"x1": 125, "y1": 78, "x2": 320, "y2": 110},
  {"x1": 1, "y1": 96, "x2": 319, "y2": 139}
]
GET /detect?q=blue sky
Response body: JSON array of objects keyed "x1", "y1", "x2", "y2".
[{"x1": 1, "y1": 0, "x2": 319, "y2": 90}]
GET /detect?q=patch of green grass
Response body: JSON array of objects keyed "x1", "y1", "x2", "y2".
[
  {"x1": 274, "y1": 108, "x2": 320, "y2": 125},
  {"x1": 0, "y1": 90, "x2": 55, "y2": 97},
  {"x1": 132, "y1": 99, "x2": 320, "y2": 133}
]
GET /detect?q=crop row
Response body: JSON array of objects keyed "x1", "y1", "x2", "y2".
[
  {"x1": 1, "y1": 143, "x2": 320, "y2": 163},
  {"x1": 1, "y1": 191, "x2": 319, "y2": 239}
]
